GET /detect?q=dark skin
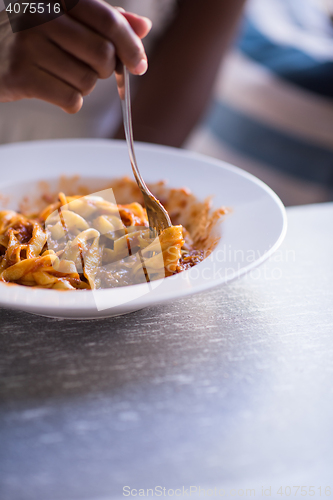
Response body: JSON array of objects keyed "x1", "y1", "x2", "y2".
[
  {"x1": 0, "y1": 1, "x2": 151, "y2": 112},
  {"x1": 0, "y1": 0, "x2": 245, "y2": 145},
  {"x1": 115, "y1": 0, "x2": 246, "y2": 147}
]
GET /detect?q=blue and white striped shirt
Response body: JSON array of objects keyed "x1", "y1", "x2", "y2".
[{"x1": 187, "y1": 0, "x2": 333, "y2": 205}]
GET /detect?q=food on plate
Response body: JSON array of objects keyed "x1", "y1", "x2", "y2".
[{"x1": 0, "y1": 178, "x2": 227, "y2": 290}]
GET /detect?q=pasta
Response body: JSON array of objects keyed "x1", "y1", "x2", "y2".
[{"x1": 0, "y1": 183, "x2": 218, "y2": 290}]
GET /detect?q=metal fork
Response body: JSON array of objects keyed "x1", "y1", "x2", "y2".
[{"x1": 116, "y1": 64, "x2": 171, "y2": 235}]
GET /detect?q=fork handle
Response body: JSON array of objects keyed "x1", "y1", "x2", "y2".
[{"x1": 116, "y1": 64, "x2": 150, "y2": 195}]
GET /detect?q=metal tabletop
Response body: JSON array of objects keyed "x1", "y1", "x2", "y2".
[{"x1": 1, "y1": 203, "x2": 333, "y2": 500}]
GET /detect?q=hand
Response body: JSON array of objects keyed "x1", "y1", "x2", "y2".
[{"x1": 0, "y1": 1, "x2": 151, "y2": 113}]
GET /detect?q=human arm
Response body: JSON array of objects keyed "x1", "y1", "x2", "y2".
[{"x1": 0, "y1": 0, "x2": 151, "y2": 113}]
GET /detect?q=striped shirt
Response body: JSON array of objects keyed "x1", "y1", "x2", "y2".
[{"x1": 186, "y1": 0, "x2": 333, "y2": 205}]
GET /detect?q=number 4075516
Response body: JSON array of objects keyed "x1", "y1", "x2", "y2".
[
  {"x1": 277, "y1": 486, "x2": 331, "y2": 496},
  {"x1": 5, "y1": 3, "x2": 61, "y2": 14}
]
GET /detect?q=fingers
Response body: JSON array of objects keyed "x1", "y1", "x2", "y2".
[
  {"x1": 119, "y1": 11, "x2": 152, "y2": 39},
  {"x1": 0, "y1": 1, "x2": 152, "y2": 113},
  {"x1": 29, "y1": 34, "x2": 98, "y2": 96},
  {"x1": 7, "y1": 61, "x2": 83, "y2": 113},
  {"x1": 44, "y1": 15, "x2": 116, "y2": 79},
  {"x1": 68, "y1": 0, "x2": 149, "y2": 75},
  {"x1": 29, "y1": 69, "x2": 83, "y2": 113}
]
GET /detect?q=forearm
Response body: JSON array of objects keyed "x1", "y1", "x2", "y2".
[{"x1": 115, "y1": 0, "x2": 246, "y2": 147}]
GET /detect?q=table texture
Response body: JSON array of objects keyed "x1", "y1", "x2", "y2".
[{"x1": 1, "y1": 203, "x2": 333, "y2": 500}]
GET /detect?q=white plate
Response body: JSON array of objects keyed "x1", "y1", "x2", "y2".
[{"x1": 0, "y1": 139, "x2": 286, "y2": 319}]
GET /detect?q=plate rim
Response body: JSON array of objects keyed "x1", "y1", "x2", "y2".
[{"x1": 0, "y1": 138, "x2": 287, "y2": 316}]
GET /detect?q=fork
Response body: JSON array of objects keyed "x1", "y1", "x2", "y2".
[{"x1": 116, "y1": 64, "x2": 172, "y2": 235}]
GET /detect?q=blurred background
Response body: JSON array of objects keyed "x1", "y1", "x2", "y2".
[{"x1": 186, "y1": 0, "x2": 333, "y2": 206}]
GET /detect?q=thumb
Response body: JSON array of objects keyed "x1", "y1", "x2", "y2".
[{"x1": 116, "y1": 8, "x2": 152, "y2": 39}]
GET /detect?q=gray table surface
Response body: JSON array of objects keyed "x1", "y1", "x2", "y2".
[{"x1": 1, "y1": 203, "x2": 333, "y2": 500}]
